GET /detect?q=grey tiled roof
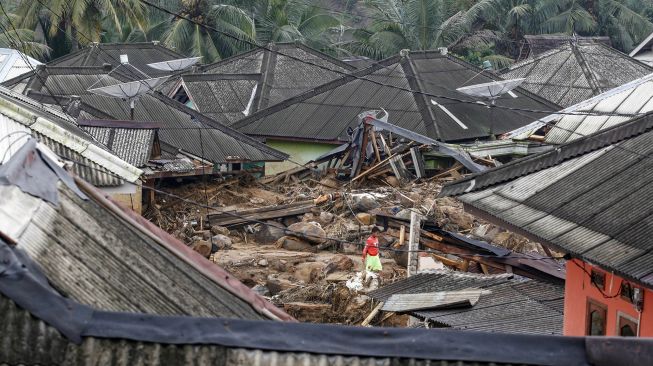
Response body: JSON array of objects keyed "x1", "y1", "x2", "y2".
[
  {"x1": 199, "y1": 43, "x2": 355, "y2": 110},
  {"x1": 232, "y1": 51, "x2": 560, "y2": 142},
  {"x1": 47, "y1": 42, "x2": 187, "y2": 78},
  {"x1": 503, "y1": 42, "x2": 653, "y2": 107},
  {"x1": 7, "y1": 66, "x2": 288, "y2": 163},
  {"x1": 370, "y1": 272, "x2": 564, "y2": 335},
  {"x1": 440, "y1": 111, "x2": 653, "y2": 288}
]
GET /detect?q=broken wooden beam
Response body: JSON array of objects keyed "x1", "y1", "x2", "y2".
[
  {"x1": 207, "y1": 200, "x2": 314, "y2": 227},
  {"x1": 361, "y1": 302, "x2": 384, "y2": 327}
]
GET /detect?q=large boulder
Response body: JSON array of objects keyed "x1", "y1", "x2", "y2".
[
  {"x1": 287, "y1": 222, "x2": 327, "y2": 244},
  {"x1": 350, "y1": 194, "x2": 380, "y2": 212},
  {"x1": 266, "y1": 277, "x2": 296, "y2": 295},
  {"x1": 192, "y1": 240, "x2": 211, "y2": 258},
  {"x1": 210, "y1": 225, "x2": 230, "y2": 236},
  {"x1": 276, "y1": 236, "x2": 315, "y2": 252},
  {"x1": 211, "y1": 234, "x2": 232, "y2": 250},
  {"x1": 324, "y1": 254, "x2": 355, "y2": 274},
  {"x1": 355, "y1": 212, "x2": 376, "y2": 225},
  {"x1": 292, "y1": 262, "x2": 326, "y2": 283},
  {"x1": 254, "y1": 221, "x2": 286, "y2": 244}
]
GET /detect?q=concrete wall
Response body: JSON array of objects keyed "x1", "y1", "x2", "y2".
[
  {"x1": 563, "y1": 259, "x2": 652, "y2": 337},
  {"x1": 264, "y1": 139, "x2": 338, "y2": 176},
  {"x1": 102, "y1": 182, "x2": 143, "y2": 214}
]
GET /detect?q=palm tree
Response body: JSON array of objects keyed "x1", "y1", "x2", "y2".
[
  {"x1": 0, "y1": 10, "x2": 50, "y2": 59},
  {"x1": 14, "y1": 0, "x2": 147, "y2": 53},
  {"x1": 158, "y1": 0, "x2": 256, "y2": 62},
  {"x1": 250, "y1": 0, "x2": 342, "y2": 51}
]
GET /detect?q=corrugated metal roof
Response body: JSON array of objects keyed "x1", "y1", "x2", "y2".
[
  {"x1": 523, "y1": 35, "x2": 611, "y2": 57},
  {"x1": 0, "y1": 180, "x2": 268, "y2": 319},
  {"x1": 441, "y1": 112, "x2": 653, "y2": 287},
  {"x1": 503, "y1": 42, "x2": 653, "y2": 107},
  {"x1": 16, "y1": 66, "x2": 288, "y2": 163},
  {"x1": 369, "y1": 272, "x2": 563, "y2": 335},
  {"x1": 83, "y1": 126, "x2": 155, "y2": 167},
  {"x1": 382, "y1": 290, "x2": 484, "y2": 312},
  {"x1": 232, "y1": 51, "x2": 559, "y2": 143}
]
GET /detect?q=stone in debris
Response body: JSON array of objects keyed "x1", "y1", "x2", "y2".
[
  {"x1": 251, "y1": 284, "x2": 270, "y2": 297},
  {"x1": 201, "y1": 230, "x2": 211, "y2": 240},
  {"x1": 254, "y1": 221, "x2": 286, "y2": 244},
  {"x1": 439, "y1": 206, "x2": 475, "y2": 231},
  {"x1": 351, "y1": 194, "x2": 380, "y2": 212},
  {"x1": 293, "y1": 262, "x2": 326, "y2": 283},
  {"x1": 396, "y1": 191, "x2": 418, "y2": 208},
  {"x1": 355, "y1": 212, "x2": 376, "y2": 225},
  {"x1": 282, "y1": 216, "x2": 301, "y2": 227},
  {"x1": 258, "y1": 258, "x2": 269, "y2": 267},
  {"x1": 324, "y1": 254, "x2": 354, "y2": 274},
  {"x1": 192, "y1": 240, "x2": 211, "y2": 258},
  {"x1": 395, "y1": 208, "x2": 413, "y2": 220},
  {"x1": 266, "y1": 277, "x2": 296, "y2": 295},
  {"x1": 341, "y1": 242, "x2": 359, "y2": 254},
  {"x1": 210, "y1": 225, "x2": 230, "y2": 236},
  {"x1": 276, "y1": 236, "x2": 315, "y2": 252},
  {"x1": 287, "y1": 222, "x2": 327, "y2": 244},
  {"x1": 211, "y1": 234, "x2": 233, "y2": 250},
  {"x1": 303, "y1": 211, "x2": 335, "y2": 226}
]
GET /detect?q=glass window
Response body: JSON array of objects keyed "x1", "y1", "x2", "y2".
[{"x1": 586, "y1": 300, "x2": 607, "y2": 336}]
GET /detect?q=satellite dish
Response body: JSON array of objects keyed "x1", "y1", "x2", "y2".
[
  {"x1": 88, "y1": 76, "x2": 169, "y2": 119},
  {"x1": 456, "y1": 78, "x2": 525, "y2": 139},
  {"x1": 456, "y1": 78, "x2": 525, "y2": 101},
  {"x1": 147, "y1": 57, "x2": 202, "y2": 72}
]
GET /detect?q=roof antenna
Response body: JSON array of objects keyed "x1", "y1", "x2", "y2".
[{"x1": 399, "y1": 49, "x2": 410, "y2": 57}]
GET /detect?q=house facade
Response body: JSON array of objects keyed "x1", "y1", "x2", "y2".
[{"x1": 564, "y1": 259, "x2": 652, "y2": 337}]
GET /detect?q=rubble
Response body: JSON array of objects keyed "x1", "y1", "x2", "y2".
[{"x1": 144, "y1": 152, "x2": 555, "y2": 325}]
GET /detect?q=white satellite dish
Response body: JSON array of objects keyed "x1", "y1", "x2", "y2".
[
  {"x1": 147, "y1": 57, "x2": 201, "y2": 72},
  {"x1": 88, "y1": 76, "x2": 169, "y2": 119},
  {"x1": 456, "y1": 78, "x2": 525, "y2": 100},
  {"x1": 456, "y1": 78, "x2": 525, "y2": 138}
]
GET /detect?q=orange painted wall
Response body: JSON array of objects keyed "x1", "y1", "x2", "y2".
[{"x1": 564, "y1": 259, "x2": 653, "y2": 337}]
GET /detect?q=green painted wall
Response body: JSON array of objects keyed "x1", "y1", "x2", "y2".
[{"x1": 265, "y1": 139, "x2": 338, "y2": 175}]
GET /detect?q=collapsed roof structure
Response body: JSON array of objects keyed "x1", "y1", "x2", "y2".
[
  {"x1": 230, "y1": 50, "x2": 559, "y2": 143},
  {"x1": 503, "y1": 41, "x2": 653, "y2": 107},
  {"x1": 505, "y1": 73, "x2": 653, "y2": 142},
  {"x1": 370, "y1": 272, "x2": 564, "y2": 335}
]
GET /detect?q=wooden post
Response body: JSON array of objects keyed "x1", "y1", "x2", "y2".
[
  {"x1": 407, "y1": 211, "x2": 421, "y2": 277},
  {"x1": 396, "y1": 225, "x2": 405, "y2": 248},
  {"x1": 361, "y1": 302, "x2": 384, "y2": 327}
]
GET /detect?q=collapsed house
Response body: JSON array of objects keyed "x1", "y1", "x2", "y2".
[
  {"x1": 0, "y1": 85, "x2": 142, "y2": 210},
  {"x1": 228, "y1": 50, "x2": 559, "y2": 174},
  {"x1": 440, "y1": 110, "x2": 653, "y2": 336},
  {"x1": 0, "y1": 48, "x2": 42, "y2": 82},
  {"x1": 369, "y1": 271, "x2": 564, "y2": 335},
  {"x1": 5, "y1": 139, "x2": 652, "y2": 365},
  {"x1": 2, "y1": 64, "x2": 288, "y2": 210},
  {"x1": 502, "y1": 40, "x2": 653, "y2": 107},
  {"x1": 0, "y1": 139, "x2": 290, "y2": 322}
]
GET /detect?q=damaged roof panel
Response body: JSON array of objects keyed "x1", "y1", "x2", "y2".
[
  {"x1": 441, "y1": 111, "x2": 653, "y2": 287},
  {"x1": 370, "y1": 272, "x2": 564, "y2": 335}
]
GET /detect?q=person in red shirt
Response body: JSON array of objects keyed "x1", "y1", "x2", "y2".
[{"x1": 362, "y1": 227, "x2": 382, "y2": 272}]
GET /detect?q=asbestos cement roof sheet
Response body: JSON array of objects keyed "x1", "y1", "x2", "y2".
[
  {"x1": 503, "y1": 42, "x2": 653, "y2": 107},
  {"x1": 0, "y1": 181, "x2": 269, "y2": 319},
  {"x1": 47, "y1": 42, "x2": 187, "y2": 77},
  {"x1": 370, "y1": 272, "x2": 563, "y2": 335},
  {"x1": 12, "y1": 66, "x2": 288, "y2": 163},
  {"x1": 232, "y1": 51, "x2": 560, "y2": 143},
  {"x1": 441, "y1": 111, "x2": 653, "y2": 287}
]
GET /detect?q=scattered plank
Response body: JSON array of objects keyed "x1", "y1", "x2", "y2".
[{"x1": 361, "y1": 302, "x2": 384, "y2": 327}]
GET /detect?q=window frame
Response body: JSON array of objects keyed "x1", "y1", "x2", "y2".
[
  {"x1": 586, "y1": 299, "x2": 608, "y2": 336},
  {"x1": 616, "y1": 311, "x2": 639, "y2": 337}
]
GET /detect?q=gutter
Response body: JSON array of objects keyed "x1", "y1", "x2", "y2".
[{"x1": 0, "y1": 96, "x2": 142, "y2": 183}]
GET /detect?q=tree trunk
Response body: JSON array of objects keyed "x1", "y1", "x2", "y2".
[{"x1": 70, "y1": 25, "x2": 79, "y2": 51}]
